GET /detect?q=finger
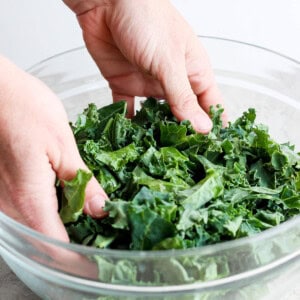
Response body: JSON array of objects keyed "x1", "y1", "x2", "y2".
[
  {"x1": 1, "y1": 196, "x2": 69, "y2": 243},
  {"x1": 7, "y1": 159, "x2": 70, "y2": 242},
  {"x1": 197, "y1": 82, "x2": 229, "y2": 127},
  {"x1": 187, "y1": 39, "x2": 228, "y2": 126},
  {"x1": 159, "y1": 60, "x2": 213, "y2": 133},
  {"x1": 142, "y1": 75, "x2": 165, "y2": 98},
  {"x1": 10, "y1": 178, "x2": 99, "y2": 278},
  {"x1": 112, "y1": 91, "x2": 135, "y2": 118},
  {"x1": 53, "y1": 131, "x2": 108, "y2": 219},
  {"x1": 190, "y1": 70, "x2": 228, "y2": 126},
  {"x1": 30, "y1": 203, "x2": 70, "y2": 243},
  {"x1": 83, "y1": 176, "x2": 108, "y2": 218}
]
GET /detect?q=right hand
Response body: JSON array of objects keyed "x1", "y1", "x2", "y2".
[
  {"x1": 65, "y1": 0, "x2": 228, "y2": 132},
  {"x1": 0, "y1": 56, "x2": 107, "y2": 241}
]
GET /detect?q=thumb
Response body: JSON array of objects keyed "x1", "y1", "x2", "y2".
[
  {"x1": 160, "y1": 62, "x2": 213, "y2": 133},
  {"x1": 83, "y1": 176, "x2": 108, "y2": 218},
  {"x1": 54, "y1": 137, "x2": 108, "y2": 219}
]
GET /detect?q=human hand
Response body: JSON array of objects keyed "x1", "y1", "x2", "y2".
[
  {"x1": 65, "y1": 0, "x2": 227, "y2": 133},
  {"x1": 0, "y1": 56, "x2": 107, "y2": 241}
]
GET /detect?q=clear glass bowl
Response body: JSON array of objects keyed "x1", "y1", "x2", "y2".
[{"x1": 0, "y1": 37, "x2": 300, "y2": 300}]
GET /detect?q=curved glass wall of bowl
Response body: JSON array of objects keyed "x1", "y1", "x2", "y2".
[
  {"x1": 206, "y1": 37, "x2": 300, "y2": 150},
  {"x1": 0, "y1": 212, "x2": 299, "y2": 299},
  {"x1": 27, "y1": 38, "x2": 300, "y2": 150}
]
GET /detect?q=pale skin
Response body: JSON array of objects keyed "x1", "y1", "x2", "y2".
[{"x1": 0, "y1": 0, "x2": 227, "y2": 242}]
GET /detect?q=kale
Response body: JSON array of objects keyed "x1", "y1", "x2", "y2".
[{"x1": 59, "y1": 97, "x2": 300, "y2": 251}]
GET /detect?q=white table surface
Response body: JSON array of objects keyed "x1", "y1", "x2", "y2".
[
  {"x1": 0, "y1": 257, "x2": 39, "y2": 300},
  {"x1": 0, "y1": 1, "x2": 299, "y2": 299}
]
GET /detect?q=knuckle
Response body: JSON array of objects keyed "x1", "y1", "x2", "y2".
[
  {"x1": 190, "y1": 67, "x2": 214, "y2": 95},
  {"x1": 169, "y1": 90, "x2": 197, "y2": 114}
]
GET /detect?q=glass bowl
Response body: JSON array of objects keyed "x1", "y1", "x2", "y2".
[{"x1": 0, "y1": 37, "x2": 300, "y2": 300}]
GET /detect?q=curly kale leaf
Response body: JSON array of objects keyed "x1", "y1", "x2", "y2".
[{"x1": 59, "y1": 98, "x2": 300, "y2": 252}]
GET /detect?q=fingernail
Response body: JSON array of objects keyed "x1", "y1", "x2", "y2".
[{"x1": 86, "y1": 195, "x2": 107, "y2": 218}]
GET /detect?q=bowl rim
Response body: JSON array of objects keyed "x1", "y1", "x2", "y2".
[
  {"x1": 2, "y1": 232, "x2": 299, "y2": 293},
  {"x1": 1, "y1": 35, "x2": 300, "y2": 258},
  {"x1": 26, "y1": 35, "x2": 300, "y2": 74},
  {"x1": 1, "y1": 210, "x2": 300, "y2": 258}
]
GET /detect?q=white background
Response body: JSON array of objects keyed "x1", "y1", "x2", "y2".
[{"x1": 0, "y1": 0, "x2": 299, "y2": 69}]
